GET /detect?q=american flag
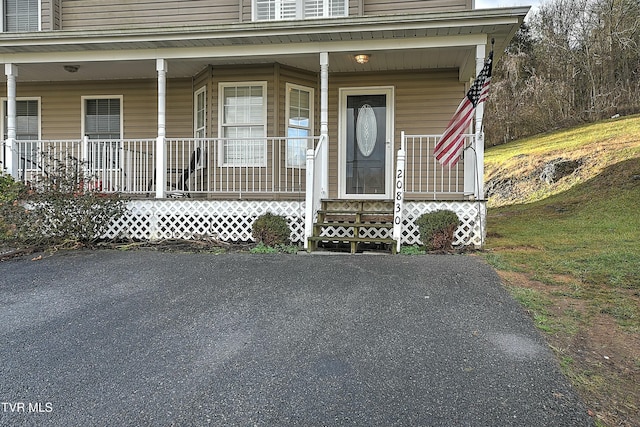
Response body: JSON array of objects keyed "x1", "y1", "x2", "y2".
[{"x1": 434, "y1": 50, "x2": 493, "y2": 167}]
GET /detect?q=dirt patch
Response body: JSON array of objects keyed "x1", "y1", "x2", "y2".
[{"x1": 495, "y1": 270, "x2": 640, "y2": 427}]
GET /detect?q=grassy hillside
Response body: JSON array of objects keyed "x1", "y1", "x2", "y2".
[{"x1": 482, "y1": 115, "x2": 640, "y2": 427}]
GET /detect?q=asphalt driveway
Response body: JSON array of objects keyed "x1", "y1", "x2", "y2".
[{"x1": 0, "y1": 251, "x2": 592, "y2": 426}]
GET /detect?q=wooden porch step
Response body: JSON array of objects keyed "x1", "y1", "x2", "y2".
[
  {"x1": 318, "y1": 211, "x2": 394, "y2": 222},
  {"x1": 308, "y1": 236, "x2": 397, "y2": 254},
  {"x1": 314, "y1": 222, "x2": 393, "y2": 229},
  {"x1": 310, "y1": 199, "x2": 396, "y2": 254},
  {"x1": 318, "y1": 209, "x2": 394, "y2": 216}
]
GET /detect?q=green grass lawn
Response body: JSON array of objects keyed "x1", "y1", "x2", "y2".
[{"x1": 482, "y1": 115, "x2": 640, "y2": 426}]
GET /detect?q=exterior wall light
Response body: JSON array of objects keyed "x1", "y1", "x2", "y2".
[{"x1": 354, "y1": 54, "x2": 370, "y2": 64}]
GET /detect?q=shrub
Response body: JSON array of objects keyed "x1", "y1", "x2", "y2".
[
  {"x1": 0, "y1": 174, "x2": 28, "y2": 242},
  {"x1": 251, "y1": 213, "x2": 291, "y2": 246},
  {"x1": 415, "y1": 210, "x2": 461, "y2": 251},
  {"x1": 0, "y1": 155, "x2": 126, "y2": 246}
]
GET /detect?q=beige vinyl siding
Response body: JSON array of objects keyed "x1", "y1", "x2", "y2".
[
  {"x1": 0, "y1": 79, "x2": 192, "y2": 139},
  {"x1": 327, "y1": 69, "x2": 465, "y2": 198},
  {"x1": 363, "y1": 0, "x2": 471, "y2": 15},
  {"x1": 41, "y1": 0, "x2": 51, "y2": 30},
  {"x1": 60, "y1": 0, "x2": 240, "y2": 30},
  {"x1": 59, "y1": 0, "x2": 468, "y2": 29},
  {"x1": 41, "y1": 0, "x2": 62, "y2": 30}
]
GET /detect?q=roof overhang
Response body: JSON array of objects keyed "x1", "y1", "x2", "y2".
[{"x1": 0, "y1": 7, "x2": 529, "y2": 82}]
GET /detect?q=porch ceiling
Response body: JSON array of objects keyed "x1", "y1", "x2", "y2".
[
  {"x1": 0, "y1": 7, "x2": 528, "y2": 83},
  {"x1": 0, "y1": 46, "x2": 476, "y2": 83}
]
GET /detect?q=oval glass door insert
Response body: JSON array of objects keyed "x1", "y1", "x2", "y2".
[{"x1": 356, "y1": 104, "x2": 377, "y2": 157}]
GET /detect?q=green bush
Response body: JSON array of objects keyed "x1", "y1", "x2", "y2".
[
  {"x1": 0, "y1": 174, "x2": 28, "y2": 242},
  {"x1": 0, "y1": 156, "x2": 126, "y2": 246},
  {"x1": 251, "y1": 213, "x2": 291, "y2": 246},
  {"x1": 415, "y1": 210, "x2": 461, "y2": 251}
]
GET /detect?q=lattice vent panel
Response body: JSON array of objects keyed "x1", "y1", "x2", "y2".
[
  {"x1": 104, "y1": 200, "x2": 306, "y2": 243},
  {"x1": 401, "y1": 201, "x2": 486, "y2": 247}
]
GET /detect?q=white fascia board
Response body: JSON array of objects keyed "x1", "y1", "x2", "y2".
[{"x1": 0, "y1": 34, "x2": 489, "y2": 64}]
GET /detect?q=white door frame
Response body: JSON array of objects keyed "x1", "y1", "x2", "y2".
[{"x1": 338, "y1": 86, "x2": 395, "y2": 199}]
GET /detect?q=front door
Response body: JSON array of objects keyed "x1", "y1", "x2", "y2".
[{"x1": 339, "y1": 87, "x2": 393, "y2": 199}]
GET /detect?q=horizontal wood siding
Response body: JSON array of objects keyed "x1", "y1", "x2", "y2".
[
  {"x1": 60, "y1": 0, "x2": 240, "y2": 30},
  {"x1": 0, "y1": 79, "x2": 192, "y2": 139},
  {"x1": 363, "y1": 0, "x2": 471, "y2": 15},
  {"x1": 327, "y1": 69, "x2": 464, "y2": 197}
]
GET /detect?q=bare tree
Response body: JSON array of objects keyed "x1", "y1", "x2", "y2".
[{"x1": 484, "y1": 0, "x2": 640, "y2": 145}]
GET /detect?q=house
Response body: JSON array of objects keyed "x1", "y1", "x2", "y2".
[{"x1": 0, "y1": 0, "x2": 528, "y2": 252}]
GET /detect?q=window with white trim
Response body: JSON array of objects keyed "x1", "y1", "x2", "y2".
[
  {"x1": 219, "y1": 83, "x2": 267, "y2": 166},
  {"x1": 286, "y1": 84, "x2": 313, "y2": 168},
  {"x1": 2, "y1": 0, "x2": 40, "y2": 32},
  {"x1": 83, "y1": 97, "x2": 122, "y2": 169},
  {"x1": 3, "y1": 98, "x2": 40, "y2": 171},
  {"x1": 194, "y1": 87, "x2": 207, "y2": 138},
  {"x1": 253, "y1": 0, "x2": 347, "y2": 21}
]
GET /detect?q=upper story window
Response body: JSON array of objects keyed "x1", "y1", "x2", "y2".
[
  {"x1": 253, "y1": 0, "x2": 347, "y2": 21},
  {"x1": 2, "y1": 0, "x2": 40, "y2": 32}
]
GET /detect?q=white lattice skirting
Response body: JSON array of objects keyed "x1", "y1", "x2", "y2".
[
  {"x1": 104, "y1": 199, "x2": 486, "y2": 247},
  {"x1": 103, "y1": 200, "x2": 307, "y2": 242},
  {"x1": 401, "y1": 201, "x2": 487, "y2": 248}
]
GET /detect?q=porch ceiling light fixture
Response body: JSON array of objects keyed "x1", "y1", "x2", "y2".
[
  {"x1": 354, "y1": 54, "x2": 370, "y2": 64},
  {"x1": 63, "y1": 65, "x2": 79, "y2": 73}
]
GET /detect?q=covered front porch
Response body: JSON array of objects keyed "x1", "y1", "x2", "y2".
[{"x1": 3, "y1": 132, "x2": 486, "y2": 249}]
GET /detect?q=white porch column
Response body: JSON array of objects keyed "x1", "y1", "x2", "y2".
[
  {"x1": 319, "y1": 52, "x2": 329, "y2": 198},
  {"x1": 464, "y1": 44, "x2": 486, "y2": 199},
  {"x1": 4, "y1": 64, "x2": 18, "y2": 178},
  {"x1": 155, "y1": 59, "x2": 167, "y2": 198},
  {"x1": 473, "y1": 44, "x2": 486, "y2": 199}
]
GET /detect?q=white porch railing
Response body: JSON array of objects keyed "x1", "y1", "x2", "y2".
[
  {"x1": 303, "y1": 134, "x2": 327, "y2": 248},
  {"x1": 401, "y1": 133, "x2": 475, "y2": 199},
  {"x1": 9, "y1": 138, "x2": 155, "y2": 193},
  {"x1": 7, "y1": 137, "x2": 320, "y2": 197},
  {"x1": 393, "y1": 132, "x2": 485, "y2": 249},
  {"x1": 160, "y1": 137, "x2": 320, "y2": 196}
]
